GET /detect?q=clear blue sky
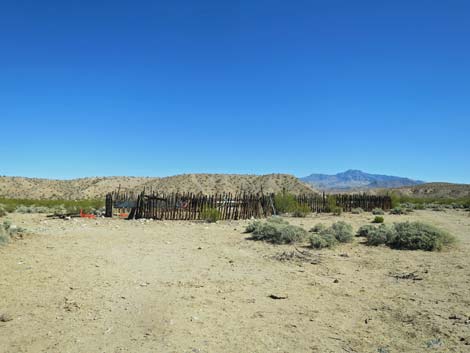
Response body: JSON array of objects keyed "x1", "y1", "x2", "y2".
[{"x1": 1, "y1": 0, "x2": 469, "y2": 183}]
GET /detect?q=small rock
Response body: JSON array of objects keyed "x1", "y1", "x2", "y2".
[
  {"x1": 333, "y1": 279, "x2": 339, "y2": 283},
  {"x1": 269, "y1": 294, "x2": 288, "y2": 300},
  {"x1": 0, "y1": 313, "x2": 13, "y2": 322}
]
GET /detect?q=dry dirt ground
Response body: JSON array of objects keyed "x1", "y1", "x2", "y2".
[{"x1": 1, "y1": 210, "x2": 470, "y2": 353}]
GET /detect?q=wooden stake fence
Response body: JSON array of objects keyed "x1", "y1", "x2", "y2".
[{"x1": 105, "y1": 190, "x2": 391, "y2": 220}]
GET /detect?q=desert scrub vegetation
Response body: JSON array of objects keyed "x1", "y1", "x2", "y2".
[
  {"x1": 200, "y1": 207, "x2": 221, "y2": 223},
  {"x1": 0, "y1": 198, "x2": 104, "y2": 214},
  {"x1": 326, "y1": 196, "x2": 342, "y2": 215},
  {"x1": 365, "y1": 224, "x2": 395, "y2": 246},
  {"x1": 309, "y1": 223, "x2": 326, "y2": 233},
  {"x1": 291, "y1": 204, "x2": 311, "y2": 217},
  {"x1": 0, "y1": 220, "x2": 26, "y2": 245},
  {"x1": 309, "y1": 221, "x2": 354, "y2": 249},
  {"x1": 245, "y1": 217, "x2": 307, "y2": 244},
  {"x1": 365, "y1": 221, "x2": 456, "y2": 251},
  {"x1": 351, "y1": 207, "x2": 364, "y2": 214},
  {"x1": 273, "y1": 193, "x2": 298, "y2": 213},
  {"x1": 273, "y1": 193, "x2": 311, "y2": 217},
  {"x1": 0, "y1": 204, "x2": 6, "y2": 217},
  {"x1": 357, "y1": 224, "x2": 377, "y2": 237},
  {"x1": 309, "y1": 232, "x2": 337, "y2": 249},
  {"x1": 372, "y1": 216, "x2": 384, "y2": 223},
  {"x1": 372, "y1": 208, "x2": 384, "y2": 215},
  {"x1": 390, "y1": 207, "x2": 405, "y2": 215}
]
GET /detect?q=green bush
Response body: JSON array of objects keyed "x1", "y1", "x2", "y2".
[
  {"x1": 390, "y1": 207, "x2": 405, "y2": 215},
  {"x1": 372, "y1": 216, "x2": 384, "y2": 223},
  {"x1": 292, "y1": 204, "x2": 311, "y2": 217},
  {"x1": 273, "y1": 193, "x2": 299, "y2": 214},
  {"x1": 0, "y1": 205, "x2": 6, "y2": 217},
  {"x1": 0, "y1": 198, "x2": 103, "y2": 214},
  {"x1": 372, "y1": 208, "x2": 384, "y2": 215},
  {"x1": 309, "y1": 232, "x2": 338, "y2": 249},
  {"x1": 331, "y1": 206, "x2": 342, "y2": 216},
  {"x1": 351, "y1": 207, "x2": 364, "y2": 214},
  {"x1": 357, "y1": 224, "x2": 377, "y2": 237},
  {"x1": 366, "y1": 224, "x2": 396, "y2": 246},
  {"x1": 200, "y1": 207, "x2": 221, "y2": 223},
  {"x1": 309, "y1": 223, "x2": 326, "y2": 233},
  {"x1": 388, "y1": 221, "x2": 455, "y2": 251}
]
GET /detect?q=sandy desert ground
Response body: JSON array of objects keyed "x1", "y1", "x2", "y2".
[{"x1": 1, "y1": 210, "x2": 470, "y2": 353}]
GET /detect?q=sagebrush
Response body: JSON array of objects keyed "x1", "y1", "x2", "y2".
[
  {"x1": 309, "y1": 221, "x2": 354, "y2": 249},
  {"x1": 365, "y1": 221, "x2": 456, "y2": 251},
  {"x1": 245, "y1": 217, "x2": 307, "y2": 244},
  {"x1": 372, "y1": 208, "x2": 384, "y2": 215}
]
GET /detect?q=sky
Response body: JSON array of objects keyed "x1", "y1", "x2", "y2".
[{"x1": 0, "y1": 0, "x2": 469, "y2": 183}]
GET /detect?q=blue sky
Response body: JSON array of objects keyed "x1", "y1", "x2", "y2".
[{"x1": 0, "y1": 0, "x2": 469, "y2": 183}]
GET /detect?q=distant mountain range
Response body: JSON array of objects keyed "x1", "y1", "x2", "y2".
[{"x1": 300, "y1": 170, "x2": 425, "y2": 191}]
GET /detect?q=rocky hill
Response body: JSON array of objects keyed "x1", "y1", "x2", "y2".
[
  {"x1": 301, "y1": 169, "x2": 424, "y2": 191},
  {"x1": 0, "y1": 174, "x2": 316, "y2": 200},
  {"x1": 382, "y1": 182, "x2": 470, "y2": 199}
]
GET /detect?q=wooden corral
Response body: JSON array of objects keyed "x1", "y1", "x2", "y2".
[
  {"x1": 105, "y1": 189, "x2": 391, "y2": 220},
  {"x1": 107, "y1": 191, "x2": 275, "y2": 220}
]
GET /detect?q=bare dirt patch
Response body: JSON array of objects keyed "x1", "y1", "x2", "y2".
[{"x1": 1, "y1": 210, "x2": 469, "y2": 352}]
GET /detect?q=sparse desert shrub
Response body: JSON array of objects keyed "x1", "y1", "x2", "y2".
[
  {"x1": 291, "y1": 204, "x2": 311, "y2": 217},
  {"x1": 372, "y1": 216, "x2": 384, "y2": 224},
  {"x1": 390, "y1": 207, "x2": 405, "y2": 215},
  {"x1": 277, "y1": 225, "x2": 308, "y2": 244},
  {"x1": 245, "y1": 220, "x2": 263, "y2": 233},
  {"x1": 267, "y1": 216, "x2": 289, "y2": 225},
  {"x1": 309, "y1": 221, "x2": 354, "y2": 248},
  {"x1": 372, "y1": 208, "x2": 384, "y2": 215},
  {"x1": 366, "y1": 225, "x2": 396, "y2": 246},
  {"x1": 0, "y1": 221, "x2": 25, "y2": 245},
  {"x1": 273, "y1": 193, "x2": 299, "y2": 214},
  {"x1": 357, "y1": 224, "x2": 376, "y2": 237},
  {"x1": 0, "y1": 205, "x2": 6, "y2": 217},
  {"x1": 0, "y1": 198, "x2": 104, "y2": 214},
  {"x1": 309, "y1": 232, "x2": 338, "y2": 249},
  {"x1": 15, "y1": 205, "x2": 51, "y2": 214},
  {"x1": 331, "y1": 206, "x2": 342, "y2": 216},
  {"x1": 330, "y1": 221, "x2": 354, "y2": 242},
  {"x1": 430, "y1": 205, "x2": 446, "y2": 212},
  {"x1": 250, "y1": 219, "x2": 307, "y2": 244},
  {"x1": 351, "y1": 207, "x2": 364, "y2": 214},
  {"x1": 309, "y1": 223, "x2": 326, "y2": 233},
  {"x1": 388, "y1": 221, "x2": 455, "y2": 251},
  {"x1": 200, "y1": 207, "x2": 221, "y2": 223}
]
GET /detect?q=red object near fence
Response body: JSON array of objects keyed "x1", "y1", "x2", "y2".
[{"x1": 80, "y1": 209, "x2": 96, "y2": 219}]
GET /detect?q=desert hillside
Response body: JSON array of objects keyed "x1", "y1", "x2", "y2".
[
  {"x1": 0, "y1": 174, "x2": 316, "y2": 200},
  {"x1": 378, "y1": 182, "x2": 470, "y2": 199}
]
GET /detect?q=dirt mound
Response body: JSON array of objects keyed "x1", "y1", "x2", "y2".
[{"x1": 0, "y1": 174, "x2": 316, "y2": 200}]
